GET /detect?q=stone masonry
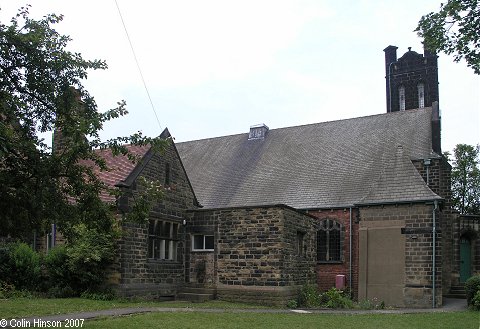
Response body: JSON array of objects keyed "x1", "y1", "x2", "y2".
[
  {"x1": 187, "y1": 205, "x2": 317, "y2": 306},
  {"x1": 110, "y1": 141, "x2": 198, "y2": 299}
]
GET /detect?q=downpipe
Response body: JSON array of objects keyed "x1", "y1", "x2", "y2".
[{"x1": 432, "y1": 200, "x2": 438, "y2": 308}]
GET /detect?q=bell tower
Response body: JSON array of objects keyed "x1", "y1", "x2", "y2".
[{"x1": 384, "y1": 45, "x2": 439, "y2": 113}]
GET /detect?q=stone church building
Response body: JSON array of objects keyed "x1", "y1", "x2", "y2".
[{"x1": 51, "y1": 46, "x2": 478, "y2": 307}]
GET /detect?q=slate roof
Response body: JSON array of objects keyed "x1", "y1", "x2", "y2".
[{"x1": 176, "y1": 108, "x2": 442, "y2": 209}]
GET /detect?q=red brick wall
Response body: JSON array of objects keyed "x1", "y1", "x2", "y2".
[{"x1": 307, "y1": 208, "x2": 359, "y2": 298}]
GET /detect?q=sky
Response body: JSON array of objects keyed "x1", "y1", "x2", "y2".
[{"x1": 1, "y1": 0, "x2": 479, "y2": 153}]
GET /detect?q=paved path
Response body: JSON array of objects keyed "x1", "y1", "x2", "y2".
[{"x1": 2, "y1": 298, "x2": 469, "y2": 328}]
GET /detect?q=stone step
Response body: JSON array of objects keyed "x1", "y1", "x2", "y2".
[
  {"x1": 177, "y1": 292, "x2": 215, "y2": 303},
  {"x1": 444, "y1": 293, "x2": 466, "y2": 299},
  {"x1": 444, "y1": 285, "x2": 466, "y2": 299},
  {"x1": 179, "y1": 287, "x2": 217, "y2": 295}
]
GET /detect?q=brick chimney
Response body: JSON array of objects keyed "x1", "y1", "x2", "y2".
[{"x1": 52, "y1": 87, "x2": 85, "y2": 155}]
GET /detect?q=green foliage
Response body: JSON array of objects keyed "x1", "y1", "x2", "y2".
[
  {"x1": 471, "y1": 290, "x2": 480, "y2": 311},
  {"x1": 322, "y1": 288, "x2": 353, "y2": 309},
  {"x1": 465, "y1": 275, "x2": 480, "y2": 306},
  {"x1": 9, "y1": 242, "x2": 41, "y2": 291},
  {"x1": 43, "y1": 245, "x2": 74, "y2": 297},
  {"x1": 0, "y1": 281, "x2": 32, "y2": 299},
  {"x1": 298, "y1": 284, "x2": 321, "y2": 308},
  {"x1": 450, "y1": 144, "x2": 480, "y2": 214},
  {"x1": 44, "y1": 229, "x2": 116, "y2": 297},
  {"x1": 80, "y1": 289, "x2": 116, "y2": 301},
  {"x1": 357, "y1": 298, "x2": 386, "y2": 310},
  {"x1": 0, "y1": 5, "x2": 168, "y2": 240},
  {"x1": 0, "y1": 224, "x2": 117, "y2": 298},
  {"x1": 286, "y1": 299, "x2": 298, "y2": 308},
  {"x1": 0, "y1": 244, "x2": 14, "y2": 285},
  {"x1": 65, "y1": 224, "x2": 116, "y2": 294},
  {"x1": 416, "y1": 0, "x2": 480, "y2": 74},
  {"x1": 124, "y1": 176, "x2": 166, "y2": 224}
]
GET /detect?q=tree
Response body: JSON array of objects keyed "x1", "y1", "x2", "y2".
[
  {"x1": 416, "y1": 0, "x2": 480, "y2": 74},
  {"x1": 0, "y1": 6, "x2": 166, "y2": 240},
  {"x1": 450, "y1": 144, "x2": 480, "y2": 214}
]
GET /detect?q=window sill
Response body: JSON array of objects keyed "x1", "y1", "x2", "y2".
[
  {"x1": 191, "y1": 249, "x2": 214, "y2": 252},
  {"x1": 317, "y1": 261, "x2": 343, "y2": 265},
  {"x1": 147, "y1": 258, "x2": 181, "y2": 264}
]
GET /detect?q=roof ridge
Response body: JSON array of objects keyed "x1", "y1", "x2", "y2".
[{"x1": 178, "y1": 107, "x2": 433, "y2": 144}]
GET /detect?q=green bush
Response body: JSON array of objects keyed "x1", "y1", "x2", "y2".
[
  {"x1": 10, "y1": 243, "x2": 41, "y2": 291},
  {"x1": 357, "y1": 298, "x2": 386, "y2": 310},
  {"x1": 298, "y1": 284, "x2": 321, "y2": 308},
  {"x1": 471, "y1": 290, "x2": 480, "y2": 311},
  {"x1": 44, "y1": 246, "x2": 75, "y2": 297},
  {"x1": 0, "y1": 244, "x2": 14, "y2": 285},
  {"x1": 65, "y1": 225, "x2": 115, "y2": 294},
  {"x1": 322, "y1": 288, "x2": 353, "y2": 309},
  {"x1": 465, "y1": 275, "x2": 480, "y2": 306},
  {"x1": 286, "y1": 299, "x2": 298, "y2": 309}
]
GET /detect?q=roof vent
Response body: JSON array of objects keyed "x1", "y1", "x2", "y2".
[{"x1": 248, "y1": 123, "x2": 269, "y2": 140}]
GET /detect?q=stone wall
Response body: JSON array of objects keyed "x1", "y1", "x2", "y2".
[
  {"x1": 189, "y1": 205, "x2": 316, "y2": 305},
  {"x1": 111, "y1": 142, "x2": 198, "y2": 299},
  {"x1": 185, "y1": 210, "x2": 216, "y2": 285},
  {"x1": 413, "y1": 157, "x2": 455, "y2": 291},
  {"x1": 360, "y1": 203, "x2": 441, "y2": 308}
]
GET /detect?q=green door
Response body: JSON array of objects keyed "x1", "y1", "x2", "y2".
[{"x1": 460, "y1": 238, "x2": 471, "y2": 283}]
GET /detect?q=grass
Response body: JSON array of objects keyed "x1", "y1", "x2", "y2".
[
  {"x1": 1, "y1": 298, "x2": 478, "y2": 329},
  {"x1": 86, "y1": 311, "x2": 479, "y2": 329},
  {"x1": 0, "y1": 298, "x2": 261, "y2": 319}
]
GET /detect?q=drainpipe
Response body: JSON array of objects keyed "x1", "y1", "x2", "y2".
[
  {"x1": 349, "y1": 207, "x2": 353, "y2": 295},
  {"x1": 432, "y1": 200, "x2": 438, "y2": 308}
]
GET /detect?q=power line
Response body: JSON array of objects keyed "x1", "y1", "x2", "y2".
[{"x1": 114, "y1": 0, "x2": 162, "y2": 132}]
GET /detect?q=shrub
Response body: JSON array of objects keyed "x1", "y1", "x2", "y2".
[
  {"x1": 322, "y1": 288, "x2": 353, "y2": 309},
  {"x1": 0, "y1": 244, "x2": 14, "y2": 285},
  {"x1": 65, "y1": 225, "x2": 115, "y2": 294},
  {"x1": 465, "y1": 275, "x2": 480, "y2": 306},
  {"x1": 9, "y1": 243, "x2": 41, "y2": 291},
  {"x1": 286, "y1": 299, "x2": 298, "y2": 309},
  {"x1": 44, "y1": 246, "x2": 75, "y2": 297},
  {"x1": 471, "y1": 290, "x2": 480, "y2": 311},
  {"x1": 298, "y1": 284, "x2": 321, "y2": 308},
  {"x1": 357, "y1": 297, "x2": 386, "y2": 310}
]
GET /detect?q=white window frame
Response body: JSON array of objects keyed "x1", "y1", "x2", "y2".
[{"x1": 192, "y1": 234, "x2": 214, "y2": 251}]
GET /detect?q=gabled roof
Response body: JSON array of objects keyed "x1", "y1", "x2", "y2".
[
  {"x1": 176, "y1": 108, "x2": 441, "y2": 209},
  {"x1": 89, "y1": 144, "x2": 149, "y2": 202},
  {"x1": 87, "y1": 128, "x2": 200, "y2": 206}
]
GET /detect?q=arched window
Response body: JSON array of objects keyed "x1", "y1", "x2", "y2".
[
  {"x1": 417, "y1": 83, "x2": 425, "y2": 108},
  {"x1": 399, "y1": 86, "x2": 406, "y2": 111},
  {"x1": 317, "y1": 219, "x2": 342, "y2": 262}
]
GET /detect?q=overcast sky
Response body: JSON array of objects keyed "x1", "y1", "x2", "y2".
[{"x1": 1, "y1": 1, "x2": 479, "y2": 153}]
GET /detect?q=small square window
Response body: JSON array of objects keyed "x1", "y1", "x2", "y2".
[{"x1": 192, "y1": 234, "x2": 214, "y2": 251}]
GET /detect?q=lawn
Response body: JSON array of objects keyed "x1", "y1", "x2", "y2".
[
  {"x1": 1, "y1": 298, "x2": 478, "y2": 329},
  {"x1": 86, "y1": 311, "x2": 479, "y2": 329},
  {"x1": 0, "y1": 298, "x2": 260, "y2": 319}
]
